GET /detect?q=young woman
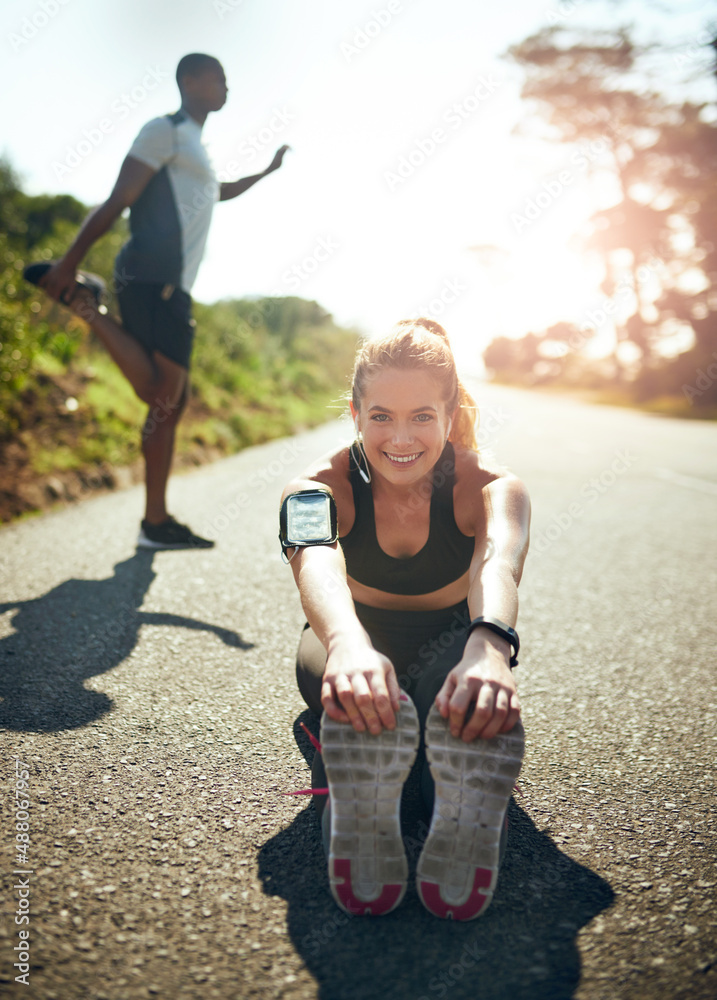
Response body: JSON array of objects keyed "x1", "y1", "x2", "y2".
[{"x1": 280, "y1": 318, "x2": 530, "y2": 920}]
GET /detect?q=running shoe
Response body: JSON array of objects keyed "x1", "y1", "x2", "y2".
[
  {"x1": 416, "y1": 705, "x2": 524, "y2": 920},
  {"x1": 320, "y1": 692, "x2": 419, "y2": 916},
  {"x1": 137, "y1": 516, "x2": 215, "y2": 550},
  {"x1": 23, "y1": 261, "x2": 107, "y2": 309}
]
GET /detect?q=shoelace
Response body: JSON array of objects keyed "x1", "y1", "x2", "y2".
[{"x1": 282, "y1": 723, "x2": 329, "y2": 796}]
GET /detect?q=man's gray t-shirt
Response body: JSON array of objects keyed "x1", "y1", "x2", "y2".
[{"x1": 114, "y1": 111, "x2": 219, "y2": 294}]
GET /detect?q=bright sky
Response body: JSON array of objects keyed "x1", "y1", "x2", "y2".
[{"x1": 1, "y1": 0, "x2": 711, "y2": 370}]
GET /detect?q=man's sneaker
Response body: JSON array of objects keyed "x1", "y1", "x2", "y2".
[
  {"x1": 320, "y1": 692, "x2": 419, "y2": 916},
  {"x1": 416, "y1": 705, "x2": 524, "y2": 920},
  {"x1": 23, "y1": 261, "x2": 107, "y2": 310},
  {"x1": 137, "y1": 516, "x2": 215, "y2": 550}
]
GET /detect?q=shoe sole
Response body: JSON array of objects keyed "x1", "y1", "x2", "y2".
[
  {"x1": 320, "y1": 693, "x2": 419, "y2": 916},
  {"x1": 417, "y1": 705, "x2": 524, "y2": 920},
  {"x1": 136, "y1": 531, "x2": 213, "y2": 550},
  {"x1": 23, "y1": 261, "x2": 107, "y2": 307}
]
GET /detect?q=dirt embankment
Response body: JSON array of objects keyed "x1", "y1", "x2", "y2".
[{"x1": 0, "y1": 371, "x2": 221, "y2": 524}]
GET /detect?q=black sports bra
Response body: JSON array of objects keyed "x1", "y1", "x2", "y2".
[{"x1": 340, "y1": 442, "x2": 474, "y2": 596}]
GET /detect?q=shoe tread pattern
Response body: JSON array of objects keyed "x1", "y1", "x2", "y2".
[
  {"x1": 417, "y1": 704, "x2": 524, "y2": 920},
  {"x1": 320, "y1": 696, "x2": 419, "y2": 916}
]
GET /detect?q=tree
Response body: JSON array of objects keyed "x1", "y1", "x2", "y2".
[{"x1": 506, "y1": 25, "x2": 717, "y2": 403}]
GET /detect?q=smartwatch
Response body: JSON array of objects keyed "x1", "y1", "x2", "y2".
[
  {"x1": 467, "y1": 616, "x2": 520, "y2": 667},
  {"x1": 279, "y1": 488, "x2": 339, "y2": 556}
]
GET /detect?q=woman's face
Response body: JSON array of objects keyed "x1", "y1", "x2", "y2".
[{"x1": 352, "y1": 368, "x2": 453, "y2": 487}]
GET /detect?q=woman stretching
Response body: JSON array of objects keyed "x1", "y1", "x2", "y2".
[{"x1": 279, "y1": 318, "x2": 530, "y2": 920}]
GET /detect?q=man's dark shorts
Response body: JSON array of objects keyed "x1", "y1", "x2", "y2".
[{"x1": 117, "y1": 281, "x2": 195, "y2": 370}]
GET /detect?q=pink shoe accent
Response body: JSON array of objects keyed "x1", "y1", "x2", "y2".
[
  {"x1": 419, "y1": 867, "x2": 493, "y2": 920},
  {"x1": 333, "y1": 859, "x2": 403, "y2": 916},
  {"x1": 282, "y1": 787, "x2": 328, "y2": 796},
  {"x1": 300, "y1": 722, "x2": 322, "y2": 753}
]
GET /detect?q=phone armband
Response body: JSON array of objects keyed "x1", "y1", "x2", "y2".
[{"x1": 279, "y1": 488, "x2": 338, "y2": 557}]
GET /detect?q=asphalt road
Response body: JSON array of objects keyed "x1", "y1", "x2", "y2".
[{"x1": 1, "y1": 383, "x2": 716, "y2": 1000}]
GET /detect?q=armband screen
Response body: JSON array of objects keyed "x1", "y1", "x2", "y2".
[{"x1": 279, "y1": 489, "x2": 338, "y2": 551}]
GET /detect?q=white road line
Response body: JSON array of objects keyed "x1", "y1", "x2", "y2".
[{"x1": 654, "y1": 467, "x2": 717, "y2": 496}]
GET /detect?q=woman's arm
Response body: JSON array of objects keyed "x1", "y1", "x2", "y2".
[
  {"x1": 435, "y1": 474, "x2": 531, "y2": 741},
  {"x1": 282, "y1": 479, "x2": 400, "y2": 733}
]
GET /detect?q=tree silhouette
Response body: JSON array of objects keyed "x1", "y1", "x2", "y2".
[{"x1": 501, "y1": 23, "x2": 717, "y2": 404}]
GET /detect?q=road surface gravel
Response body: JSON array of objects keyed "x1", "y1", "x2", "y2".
[{"x1": 1, "y1": 384, "x2": 715, "y2": 1000}]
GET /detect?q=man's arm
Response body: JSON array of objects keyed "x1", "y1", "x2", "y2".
[
  {"x1": 219, "y1": 144, "x2": 289, "y2": 202},
  {"x1": 435, "y1": 475, "x2": 531, "y2": 741},
  {"x1": 40, "y1": 155, "x2": 157, "y2": 303}
]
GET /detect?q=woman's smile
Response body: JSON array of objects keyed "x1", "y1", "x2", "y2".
[{"x1": 382, "y1": 450, "x2": 424, "y2": 468}]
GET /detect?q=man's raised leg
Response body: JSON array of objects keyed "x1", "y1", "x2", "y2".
[{"x1": 72, "y1": 292, "x2": 163, "y2": 404}]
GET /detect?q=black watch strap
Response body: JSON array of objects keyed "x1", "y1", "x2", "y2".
[{"x1": 467, "y1": 616, "x2": 520, "y2": 667}]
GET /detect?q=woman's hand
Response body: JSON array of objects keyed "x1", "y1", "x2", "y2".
[
  {"x1": 321, "y1": 635, "x2": 401, "y2": 735},
  {"x1": 435, "y1": 630, "x2": 521, "y2": 742}
]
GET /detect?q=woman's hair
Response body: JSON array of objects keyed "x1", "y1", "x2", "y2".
[{"x1": 351, "y1": 318, "x2": 479, "y2": 450}]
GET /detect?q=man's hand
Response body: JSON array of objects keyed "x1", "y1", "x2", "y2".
[
  {"x1": 264, "y1": 144, "x2": 290, "y2": 175},
  {"x1": 321, "y1": 636, "x2": 400, "y2": 735},
  {"x1": 435, "y1": 631, "x2": 521, "y2": 742},
  {"x1": 39, "y1": 258, "x2": 79, "y2": 306}
]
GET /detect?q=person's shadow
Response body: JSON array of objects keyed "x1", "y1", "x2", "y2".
[
  {"x1": 258, "y1": 711, "x2": 615, "y2": 1000},
  {"x1": 0, "y1": 549, "x2": 252, "y2": 732}
]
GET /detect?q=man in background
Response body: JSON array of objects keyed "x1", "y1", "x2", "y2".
[{"x1": 34, "y1": 53, "x2": 289, "y2": 549}]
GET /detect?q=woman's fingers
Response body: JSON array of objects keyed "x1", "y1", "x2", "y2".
[
  {"x1": 469, "y1": 684, "x2": 508, "y2": 741},
  {"x1": 434, "y1": 673, "x2": 457, "y2": 717},
  {"x1": 446, "y1": 681, "x2": 521, "y2": 742},
  {"x1": 499, "y1": 694, "x2": 522, "y2": 734},
  {"x1": 320, "y1": 681, "x2": 350, "y2": 723},
  {"x1": 385, "y1": 667, "x2": 402, "y2": 716},
  {"x1": 323, "y1": 654, "x2": 399, "y2": 734},
  {"x1": 447, "y1": 683, "x2": 473, "y2": 738}
]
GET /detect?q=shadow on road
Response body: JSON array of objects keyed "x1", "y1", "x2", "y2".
[
  {"x1": 0, "y1": 548, "x2": 252, "y2": 732},
  {"x1": 258, "y1": 712, "x2": 615, "y2": 1000}
]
